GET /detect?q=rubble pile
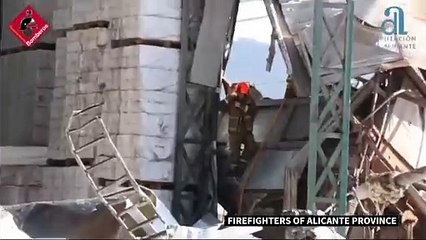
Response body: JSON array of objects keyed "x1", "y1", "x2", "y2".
[
  {"x1": 0, "y1": 199, "x2": 262, "y2": 239},
  {"x1": 0, "y1": 206, "x2": 31, "y2": 239}
]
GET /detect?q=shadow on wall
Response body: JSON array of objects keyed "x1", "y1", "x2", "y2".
[{"x1": 225, "y1": 37, "x2": 288, "y2": 100}]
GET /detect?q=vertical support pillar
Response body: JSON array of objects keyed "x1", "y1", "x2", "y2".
[
  {"x1": 172, "y1": 0, "x2": 239, "y2": 225},
  {"x1": 306, "y1": 0, "x2": 355, "y2": 216}
]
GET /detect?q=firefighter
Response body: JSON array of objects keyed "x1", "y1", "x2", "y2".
[{"x1": 222, "y1": 79, "x2": 258, "y2": 175}]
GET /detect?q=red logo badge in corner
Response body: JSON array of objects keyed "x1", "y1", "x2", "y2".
[{"x1": 8, "y1": 5, "x2": 49, "y2": 48}]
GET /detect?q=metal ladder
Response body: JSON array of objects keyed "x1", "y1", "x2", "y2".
[{"x1": 65, "y1": 102, "x2": 169, "y2": 239}]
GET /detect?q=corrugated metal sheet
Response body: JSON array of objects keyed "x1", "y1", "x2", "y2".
[
  {"x1": 278, "y1": 0, "x2": 425, "y2": 86},
  {"x1": 353, "y1": 0, "x2": 426, "y2": 70},
  {"x1": 383, "y1": 97, "x2": 426, "y2": 169},
  {"x1": 279, "y1": 1, "x2": 402, "y2": 85}
]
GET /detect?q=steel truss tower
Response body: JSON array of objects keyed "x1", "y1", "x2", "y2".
[
  {"x1": 307, "y1": 0, "x2": 355, "y2": 215},
  {"x1": 172, "y1": 0, "x2": 239, "y2": 225}
]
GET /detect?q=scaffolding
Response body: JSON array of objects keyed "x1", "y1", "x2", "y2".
[{"x1": 307, "y1": 0, "x2": 355, "y2": 215}]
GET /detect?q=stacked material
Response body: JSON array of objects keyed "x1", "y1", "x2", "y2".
[
  {"x1": 0, "y1": 51, "x2": 55, "y2": 146},
  {"x1": 47, "y1": 38, "x2": 68, "y2": 160},
  {"x1": 63, "y1": 27, "x2": 111, "y2": 162},
  {"x1": 47, "y1": 0, "x2": 73, "y2": 159},
  {"x1": 32, "y1": 53, "x2": 55, "y2": 145},
  {"x1": 98, "y1": 45, "x2": 180, "y2": 182},
  {"x1": 0, "y1": 164, "x2": 93, "y2": 204},
  {"x1": 106, "y1": 0, "x2": 180, "y2": 41},
  {"x1": 46, "y1": 1, "x2": 181, "y2": 207},
  {"x1": 103, "y1": 0, "x2": 181, "y2": 184}
]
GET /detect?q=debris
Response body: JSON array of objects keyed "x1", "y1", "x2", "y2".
[
  {"x1": 265, "y1": 30, "x2": 276, "y2": 72},
  {"x1": 352, "y1": 167, "x2": 426, "y2": 204},
  {"x1": 0, "y1": 206, "x2": 31, "y2": 239},
  {"x1": 402, "y1": 210, "x2": 418, "y2": 239}
]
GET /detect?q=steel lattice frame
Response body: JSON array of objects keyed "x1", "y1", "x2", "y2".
[
  {"x1": 307, "y1": 0, "x2": 355, "y2": 215},
  {"x1": 172, "y1": 83, "x2": 219, "y2": 225},
  {"x1": 172, "y1": 0, "x2": 239, "y2": 225}
]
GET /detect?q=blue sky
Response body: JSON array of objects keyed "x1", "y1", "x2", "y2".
[{"x1": 224, "y1": 0, "x2": 288, "y2": 99}]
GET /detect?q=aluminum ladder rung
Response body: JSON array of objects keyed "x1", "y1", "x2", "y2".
[
  {"x1": 103, "y1": 186, "x2": 136, "y2": 199},
  {"x1": 67, "y1": 117, "x2": 99, "y2": 134},
  {"x1": 119, "y1": 201, "x2": 151, "y2": 218},
  {"x1": 120, "y1": 204, "x2": 165, "y2": 239},
  {"x1": 66, "y1": 106, "x2": 168, "y2": 239},
  {"x1": 97, "y1": 175, "x2": 128, "y2": 195},
  {"x1": 72, "y1": 102, "x2": 104, "y2": 117},
  {"x1": 75, "y1": 136, "x2": 105, "y2": 153},
  {"x1": 128, "y1": 215, "x2": 161, "y2": 232},
  {"x1": 87, "y1": 154, "x2": 116, "y2": 171},
  {"x1": 108, "y1": 197, "x2": 130, "y2": 207},
  {"x1": 142, "y1": 230, "x2": 168, "y2": 239}
]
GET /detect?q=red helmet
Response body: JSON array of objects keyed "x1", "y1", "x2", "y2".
[{"x1": 237, "y1": 82, "x2": 250, "y2": 95}]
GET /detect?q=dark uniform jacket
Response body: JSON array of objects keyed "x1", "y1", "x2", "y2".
[{"x1": 227, "y1": 93, "x2": 257, "y2": 134}]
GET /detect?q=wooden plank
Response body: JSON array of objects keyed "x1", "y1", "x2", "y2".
[{"x1": 189, "y1": 0, "x2": 236, "y2": 87}]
